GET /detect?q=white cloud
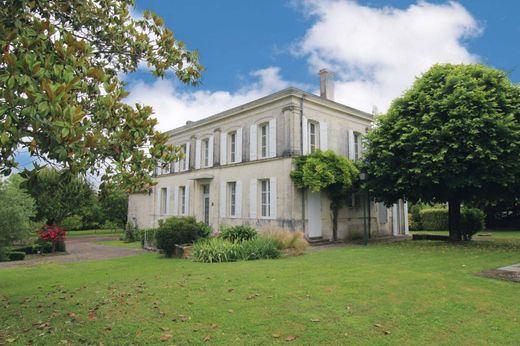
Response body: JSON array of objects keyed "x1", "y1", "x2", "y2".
[
  {"x1": 295, "y1": 0, "x2": 482, "y2": 112},
  {"x1": 125, "y1": 67, "x2": 293, "y2": 132}
]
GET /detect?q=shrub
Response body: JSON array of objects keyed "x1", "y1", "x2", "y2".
[
  {"x1": 192, "y1": 238, "x2": 240, "y2": 263},
  {"x1": 238, "y1": 237, "x2": 281, "y2": 260},
  {"x1": 102, "y1": 220, "x2": 120, "y2": 230},
  {"x1": 38, "y1": 225, "x2": 66, "y2": 252},
  {"x1": 156, "y1": 217, "x2": 208, "y2": 257},
  {"x1": 220, "y1": 225, "x2": 257, "y2": 243},
  {"x1": 259, "y1": 226, "x2": 308, "y2": 256},
  {"x1": 60, "y1": 215, "x2": 83, "y2": 231},
  {"x1": 419, "y1": 208, "x2": 448, "y2": 231},
  {"x1": 124, "y1": 221, "x2": 138, "y2": 242},
  {"x1": 461, "y1": 208, "x2": 485, "y2": 240},
  {"x1": 193, "y1": 237, "x2": 280, "y2": 263},
  {"x1": 6, "y1": 251, "x2": 25, "y2": 261}
]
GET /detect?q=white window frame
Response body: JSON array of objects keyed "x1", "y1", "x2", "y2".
[
  {"x1": 229, "y1": 131, "x2": 236, "y2": 163},
  {"x1": 179, "y1": 186, "x2": 186, "y2": 215},
  {"x1": 259, "y1": 123, "x2": 269, "y2": 158},
  {"x1": 228, "y1": 182, "x2": 237, "y2": 217},
  {"x1": 160, "y1": 188, "x2": 167, "y2": 215},
  {"x1": 202, "y1": 138, "x2": 209, "y2": 167},
  {"x1": 260, "y1": 179, "x2": 270, "y2": 217},
  {"x1": 308, "y1": 121, "x2": 320, "y2": 153},
  {"x1": 354, "y1": 132, "x2": 361, "y2": 160}
]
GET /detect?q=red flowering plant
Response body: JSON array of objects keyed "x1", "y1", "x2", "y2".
[{"x1": 38, "y1": 225, "x2": 67, "y2": 252}]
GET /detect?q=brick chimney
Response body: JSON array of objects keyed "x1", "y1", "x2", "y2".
[{"x1": 319, "y1": 69, "x2": 335, "y2": 101}]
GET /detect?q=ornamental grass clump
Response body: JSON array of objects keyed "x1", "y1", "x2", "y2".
[
  {"x1": 193, "y1": 236, "x2": 280, "y2": 263},
  {"x1": 259, "y1": 226, "x2": 309, "y2": 256},
  {"x1": 220, "y1": 225, "x2": 257, "y2": 243}
]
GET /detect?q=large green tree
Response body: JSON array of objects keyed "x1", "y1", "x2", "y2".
[
  {"x1": 21, "y1": 168, "x2": 95, "y2": 225},
  {"x1": 291, "y1": 150, "x2": 359, "y2": 241},
  {"x1": 0, "y1": 175, "x2": 35, "y2": 260},
  {"x1": 0, "y1": 0, "x2": 202, "y2": 191},
  {"x1": 364, "y1": 64, "x2": 520, "y2": 241}
]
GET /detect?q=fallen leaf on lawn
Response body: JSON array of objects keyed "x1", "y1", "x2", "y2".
[
  {"x1": 211, "y1": 324, "x2": 219, "y2": 329},
  {"x1": 6, "y1": 338, "x2": 17, "y2": 343},
  {"x1": 159, "y1": 334, "x2": 172, "y2": 342},
  {"x1": 384, "y1": 330, "x2": 391, "y2": 335},
  {"x1": 160, "y1": 327, "x2": 170, "y2": 332},
  {"x1": 88, "y1": 311, "x2": 97, "y2": 321},
  {"x1": 203, "y1": 335, "x2": 211, "y2": 342},
  {"x1": 104, "y1": 327, "x2": 112, "y2": 332},
  {"x1": 373, "y1": 324, "x2": 381, "y2": 328},
  {"x1": 228, "y1": 288, "x2": 234, "y2": 292},
  {"x1": 228, "y1": 309, "x2": 234, "y2": 313},
  {"x1": 67, "y1": 312, "x2": 76, "y2": 318},
  {"x1": 310, "y1": 319, "x2": 320, "y2": 323},
  {"x1": 272, "y1": 334, "x2": 281, "y2": 338},
  {"x1": 286, "y1": 335, "x2": 297, "y2": 341}
]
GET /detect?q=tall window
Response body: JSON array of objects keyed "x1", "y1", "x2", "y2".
[
  {"x1": 160, "y1": 188, "x2": 167, "y2": 215},
  {"x1": 202, "y1": 138, "x2": 209, "y2": 167},
  {"x1": 309, "y1": 121, "x2": 320, "y2": 152},
  {"x1": 354, "y1": 133, "x2": 360, "y2": 160},
  {"x1": 259, "y1": 123, "x2": 269, "y2": 158},
  {"x1": 228, "y1": 182, "x2": 236, "y2": 216},
  {"x1": 261, "y1": 179, "x2": 270, "y2": 217},
  {"x1": 179, "y1": 144, "x2": 187, "y2": 171},
  {"x1": 179, "y1": 186, "x2": 186, "y2": 215},
  {"x1": 229, "y1": 131, "x2": 236, "y2": 163}
]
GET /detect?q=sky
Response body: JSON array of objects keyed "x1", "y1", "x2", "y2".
[{"x1": 125, "y1": 0, "x2": 520, "y2": 132}]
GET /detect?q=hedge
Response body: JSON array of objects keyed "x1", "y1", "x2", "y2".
[{"x1": 419, "y1": 208, "x2": 448, "y2": 231}]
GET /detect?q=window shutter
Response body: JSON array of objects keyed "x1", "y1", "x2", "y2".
[
  {"x1": 185, "y1": 142, "x2": 190, "y2": 170},
  {"x1": 165, "y1": 187, "x2": 171, "y2": 215},
  {"x1": 220, "y1": 181, "x2": 226, "y2": 217},
  {"x1": 185, "y1": 185, "x2": 190, "y2": 215},
  {"x1": 172, "y1": 186, "x2": 179, "y2": 216},
  {"x1": 320, "y1": 121, "x2": 328, "y2": 151},
  {"x1": 236, "y1": 180, "x2": 242, "y2": 217},
  {"x1": 208, "y1": 135, "x2": 214, "y2": 167},
  {"x1": 195, "y1": 139, "x2": 201, "y2": 169},
  {"x1": 220, "y1": 132, "x2": 227, "y2": 165},
  {"x1": 302, "y1": 116, "x2": 309, "y2": 155},
  {"x1": 236, "y1": 127, "x2": 243, "y2": 163},
  {"x1": 269, "y1": 177, "x2": 277, "y2": 219},
  {"x1": 156, "y1": 187, "x2": 161, "y2": 215},
  {"x1": 250, "y1": 179, "x2": 257, "y2": 218},
  {"x1": 269, "y1": 118, "x2": 276, "y2": 158},
  {"x1": 348, "y1": 129, "x2": 355, "y2": 160},
  {"x1": 249, "y1": 124, "x2": 257, "y2": 161}
]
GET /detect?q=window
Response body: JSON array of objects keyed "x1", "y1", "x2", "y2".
[
  {"x1": 160, "y1": 188, "x2": 167, "y2": 215},
  {"x1": 354, "y1": 133, "x2": 360, "y2": 160},
  {"x1": 308, "y1": 121, "x2": 320, "y2": 153},
  {"x1": 228, "y1": 182, "x2": 236, "y2": 216},
  {"x1": 347, "y1": 193, "x2": 361, "y2": 208},
  {"x1": 202, "y1": 138, "x2": 209, "y2": 167},
  {"x1": 259, "y1": 123, "x2": 269, "y2": 158},
  {"x1": 229, "y1": 131, "x2": 236, "y2": 163},
  {"x1": 179, "y1": 144, "x2": 187, "y2": 171},
  {"x1": 169, "y1": 162, "x2": 175, "y2": 174},
  {"x1": 378, "y1": 202, "x2": 388, "y2": 224},
  {"x1": 260, "y1": 179, "x2": 270, "y2": 217},
  {"x1": 179, "y1": 186, "x2": 186, "y2": 215}
]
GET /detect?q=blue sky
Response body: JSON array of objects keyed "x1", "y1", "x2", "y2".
[{"x1": 126, "y1": 0, "x2": 520, "y2": 131}]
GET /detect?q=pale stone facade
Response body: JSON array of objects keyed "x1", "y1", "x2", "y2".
[{"x1": 128, "y1": 83, "x2": 409, "y2": 241}]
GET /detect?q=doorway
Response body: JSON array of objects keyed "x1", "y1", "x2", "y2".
[{"x1": 307, "y1": 191, "x2": 322, "y2": 238}]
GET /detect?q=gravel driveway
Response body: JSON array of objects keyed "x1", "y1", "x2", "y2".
[{"x1": 0, "y1": 236, "x2": 143, "y2": 269}]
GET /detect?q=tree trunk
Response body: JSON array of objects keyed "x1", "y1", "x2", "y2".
[
  {"x1": 332, "y1": 205, "x2": 338, "y2": 242},
  {"x1": 448, "y1": 199, "x2": 462, "y2": 242}
]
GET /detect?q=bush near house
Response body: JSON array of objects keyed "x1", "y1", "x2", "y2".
[
  {"x1": 6, "y1": 251, "x2": 26, "y2": 261},
  {"x1": 156, "y1": 217, "x2": 210, "y2": 257},
  {"x1": 461, "y1": 208, "x2": 486, "y2": 240},
  {"x1": 259, "y1": 226, "x2": 309, "y2": 256},
  {"x1": 220, "y1": 225, "x2": 257, "y2": 243},
  {"x1": 192, "y1": 237, "x2": 280, "y2": 263}
]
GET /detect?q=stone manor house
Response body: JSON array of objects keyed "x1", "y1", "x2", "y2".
[{"x1": 128, "y1": 70, "x2": 409, "y2": 241}]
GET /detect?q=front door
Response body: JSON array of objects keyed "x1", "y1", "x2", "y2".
[
  {"x1": 202, "y1": 184, "x2": 210, "y2": 225},
  {"x1": 307, "y1": 191, "x2": 322, "y2": 238}
]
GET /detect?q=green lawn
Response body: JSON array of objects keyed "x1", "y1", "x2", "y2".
[
  {"x1": 411, "y1": 230, "x2": 520, "y2": 239},
  {"x1": 1, "y1": 240, "x2": 519, "y2": 345},
  {"x1": 94, "y1": 240, "x2": 142, "y2": 249},
  {"x1": 67, "y1": 229, "x2": 122, "y2": 237}
]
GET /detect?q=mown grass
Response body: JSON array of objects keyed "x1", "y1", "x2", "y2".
[
  {"x1": 67, "y1": 229, "x2": 122, "y2": 237},
  {"x1": 1, "y1": 239, "x2": 519, "y2": 345},
  {"x1": 94, "y1": 240, "x2": 142, "y2": 249},
  {"x1": 411, "y1": 230, "x2": 520, "y2": 239}
]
